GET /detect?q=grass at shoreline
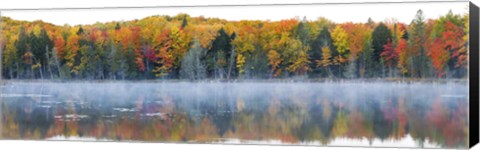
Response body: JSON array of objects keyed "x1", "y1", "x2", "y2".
[{"x1": 0, "y1": 77, "x2": 469, "y2": 84}]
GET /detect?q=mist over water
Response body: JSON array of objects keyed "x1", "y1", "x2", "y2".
[{"x1": 0, "y1": 81, "x2": 469, "y2": 148}]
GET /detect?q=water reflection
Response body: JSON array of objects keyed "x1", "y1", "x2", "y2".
[{"x1": 0, "y1": 82, "x2": 468, "y2": 148}]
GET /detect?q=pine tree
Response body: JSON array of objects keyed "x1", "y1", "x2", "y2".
[{"x1": 371, "y1": 23, "x2": 392, "y2": 77}]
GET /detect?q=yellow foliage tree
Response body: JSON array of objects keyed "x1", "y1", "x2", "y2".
[
  {"x1": 268, "y1": 50, "x2": 282, "y2": 77},
  {"x1": 331, "y1": 26, "x2": 349, "y2": 64}
]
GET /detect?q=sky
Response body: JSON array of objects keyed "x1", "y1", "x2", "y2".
[{"x1": 0, "y1": 0, "x2": 469, "y2": 26}]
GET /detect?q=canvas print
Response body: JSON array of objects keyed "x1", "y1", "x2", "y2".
[{"x1": 0, "y1": 1, "x2": 472, "y2": 149}]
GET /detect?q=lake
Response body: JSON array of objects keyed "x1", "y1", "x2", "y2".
[{"x1": 0, "y1": 81, "x2": 469, "y2": 148}]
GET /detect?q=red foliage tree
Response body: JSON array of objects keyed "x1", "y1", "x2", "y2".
[
  {"x1": 427, "y1": 38, "x2": 449, "y2": 77},
  {"x1": 135, "y1": 49, "x2": 146, "y2": 71},
  {"x1": 380, "y1": 39, "x2": 397, "y2": 67},
  {"x1": 54, "y1": 36, "x2": 66, "y2": 59},
  {"x1": 442, "y1": 21, "x2": 466, "y2": 68},
  {"x1": 396, "y1": 39, "x2": 409, "y2": 74}
]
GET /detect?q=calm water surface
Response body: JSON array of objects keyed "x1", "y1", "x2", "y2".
[{"x1": 0, "y1": 81, "x2": 469, "y2": 148}]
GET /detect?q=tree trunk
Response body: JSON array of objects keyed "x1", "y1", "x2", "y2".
[
  {"x1": 9, "y1": 68, "x2": 13, "y2": 79},
  {"x1": 16, "y1": 63, "x2": 19, "y2": 79},
  {"x1": 227, "y1": 46, "x2": 235, "y2": 80},
  {"x1": 46, "y1": 45, "x2": 54, "y2": 79},
  {"x1": 39, "y1": 66, "x2": 44, "y2": 80}
]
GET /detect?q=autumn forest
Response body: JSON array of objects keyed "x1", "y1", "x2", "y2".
[
  {"x1": 0, "y1": 10, "x2": 469, "y2": 80},
  {"x1": 0, "y1": 7, "x2": 471, "y2": 148}
]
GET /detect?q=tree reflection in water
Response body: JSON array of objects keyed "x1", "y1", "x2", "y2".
[{"x1": 0, "y1": 82, "x2": 468, "y2": 148}]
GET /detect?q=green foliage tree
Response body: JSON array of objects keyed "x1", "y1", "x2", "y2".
[
  {"x1": 309, "y1": 27, "x2": 335, "y2": 77},
  {"x1": 408, "y1": 9, "x2": 432, "y2": 78},
  {"x1": 207, "y1": 28, "x2": 233, "y2": 79},
  {"x1": 371, "y1": 23, "x2": 392, "y2": 77}
]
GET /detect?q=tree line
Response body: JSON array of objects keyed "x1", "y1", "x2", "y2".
[{"x1": 0, "y1": 10, "x2": 469, "y2": 80}]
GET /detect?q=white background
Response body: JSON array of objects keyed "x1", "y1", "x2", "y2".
[
  {"x1": 0, "y1": 0, "x2": 479, "y2": 150},
  {"x1": 0, "y1": 0, "x2": 469, "y2": 25}
]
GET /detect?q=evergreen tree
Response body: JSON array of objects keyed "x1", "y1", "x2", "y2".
[
  {"x1": 15, "y1": 27, "x2": 28, "y2": 78},
  {"x1": 115, "y1": 23, "x2": 121, "y2": 30},
  {"x1": 77, "y1": 26, "x2": 84, "y2": 35},
  {"x1": 309, "y1": 27, "x2": 335, "y2": 77},
  {"x1": 207, "y1": 28, "x2": 232, "y2": 79},
  {"x1": 181, "y1": 16, "x2": 188, "y2": 29},
  {"x1": 371, "y1": 23, "x2": 392, "y2": 77},
  {"x1": 408, "y1": 9, "x2": 431, "y2": 78}
]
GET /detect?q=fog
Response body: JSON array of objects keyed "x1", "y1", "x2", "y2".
[
  {"x1": 0, "y1": 81, "x2": 469, "y2": 148},
  {"x1": 0, "y1": 81, "x2": 468, "y2": 113}
]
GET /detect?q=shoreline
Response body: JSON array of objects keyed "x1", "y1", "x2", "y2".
[{"x1": 0, "y1": 78, "x2": 469, "y2": 84}]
